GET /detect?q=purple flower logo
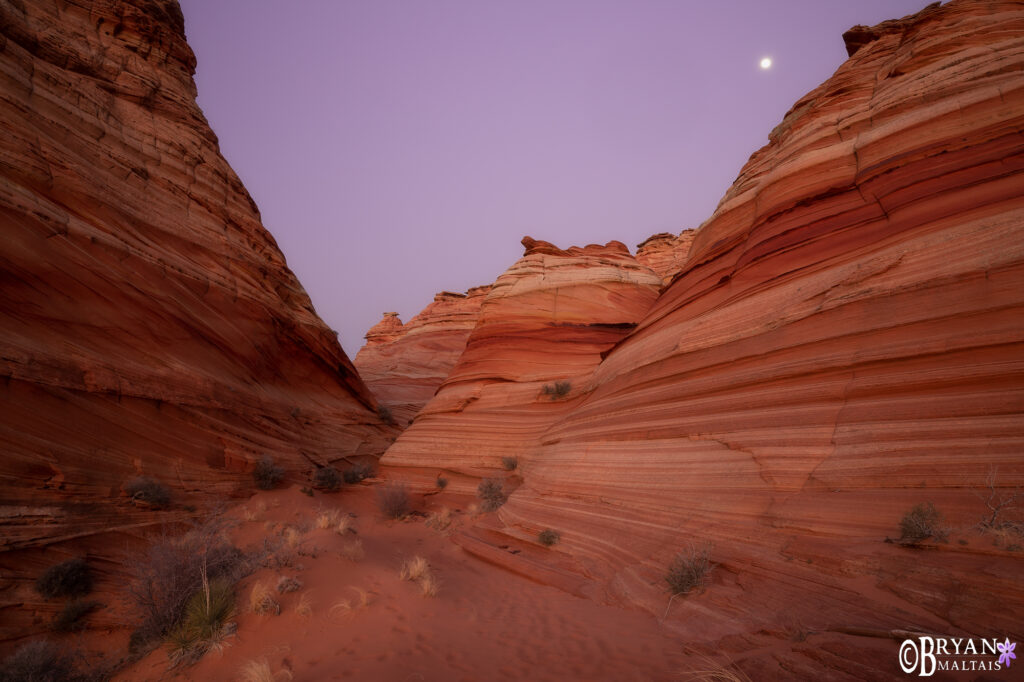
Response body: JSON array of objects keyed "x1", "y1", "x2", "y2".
[{"x1": 998, "y1": 638, "x2": 1016, "y2": 667}]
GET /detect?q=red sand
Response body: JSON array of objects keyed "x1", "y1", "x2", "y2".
[{"x1": 113, "y1": 485, "x2": 693, "y2": 682}]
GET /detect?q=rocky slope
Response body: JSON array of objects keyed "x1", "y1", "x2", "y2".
[
  {"x1": 381, "y1": 238, "x2": 662, "y2": 490},
  {"x1": 634, "y1": 229, "x2": 695, "y2": 285},
  {"x1": 387, "y1": 0, "x2": 1024, "y2": 676},
  {"x1": 354, "y1": 286, "x2": 491, "y2": 426},
  {"x1": 0, "y1": 0, "x2": 393, "y2": 644}
]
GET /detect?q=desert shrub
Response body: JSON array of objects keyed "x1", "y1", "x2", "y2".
[
  {"x1": 312, "y1": 466, "x2": 342, "y2": 492},
  {"x1": 35, "y1": 557, "x2": 93, "y2": 600},
  {"x1": 127, "y1": 519, "x2": 248, "y2": 646},
  {"x1": 541, "y1": 380, "x2": 571, "y2": 399},
  {"x1": 343, "y1": 462, "x2": 374, "y2": 484},
  {"x1": 240, "y1": 658, "x2": 292, "y2": 682},
  {"x1": 253, "y1": 456, "x2": 284, "y2": 490},
  {"x1": 501, "y1": 456, "x2": 518, "y2": 471},
  {"x1": 52, "y1": 599, "x2": 102, "y2": 633},
  {"x1": 248, "y1": 581, "x2": 279, "y2": 615},
  {"x1": 125, "y1": 476, "x2": 171, "y2": 509},
  {"x1": 538, "y1": 529, "x2": 560, "y2": 547},
  {"x1": 0, "y1": 640, "x2": 84, "y2": 682},
  {"x1": 166, "y1": 579, "x2": 235, "y2": 661},
  {"x1": 436, "y1": 475, "x2": 448, "y2": 490},
  {"x1": 665, "y1": 544, "x2": 712, "y2": 595},
  {"x1": 377, "y1": 482, "x2": 410, "y2": 519},
  {"x1": 377, "y1": 405, "x2": 395, "y2": 425},
  {"x1": 399, "y1": 556, "x2": 439, "y2": 597},
  {"x1": 477, "y1": 478, "x2": 507, "y2": 512},
  {"x1": 899, "y1": 502, "x2": 948, "y2": 544}
]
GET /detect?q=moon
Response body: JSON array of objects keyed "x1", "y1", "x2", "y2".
[{"x1": 760, "y1": 57, "x2": 773, "y2": 70}]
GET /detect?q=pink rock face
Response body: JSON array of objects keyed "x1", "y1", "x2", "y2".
[
  {"x1": 354, "y1": 287, "x2": 491, "y2": 425},
  {"x1": 635, "y1": 229, "x2": 695, "y2": 285},
  {"x1": 380, "y1": 237, "x2": 662, "y2": 484},
  {"x1": 389, "y1": 2, "x2": 1024, "y2": 676},
  {"x1": 0, "y1": 0, "x2": 394, "y2": 639}
]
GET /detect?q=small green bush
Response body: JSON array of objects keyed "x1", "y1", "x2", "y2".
[
  {"x1": 477, "y1": 478, "x2": 507, "y2": 512},
  {"x1": 35, "y1": 558, "x2": 93, "y2": 600},
  {"x1": 666, "y1": 544, "x2": 712, "y2": 595},
  {"x1": 253, "y1": 456, "x2": 284, "y2": 490},
  {"x1": 899, "y1": 502, "x2": 948, "y2": 544},
  {"x1": 52, "y1": 599, "x2": 102, "y2": 633},
  {"x1": 436, "y1": 476, "x2": 448, "y2": 490},
  {"x1": 538, "y1": 529, "x2": 560, "y2": 547},
  {"x1": 377, "y1": 482, "x2": 411, "y2": 519},
  {"x1": 166, "y1": 579, "x2": 235, "y2": 662},
  {"x1": 125, "y1": 476, "x2": 171, "y2": 508},
  {"x1": 377, "y1": 405, "x2": 395, "y2": 425},
  {"x1": 312, "y1": 466, "x2": 342, "y2": 492},
  {"x1": 343, "y1": 462, "x2": 374, "y2": 484},
  {"x1": 501, "y1": 456, "x2": 518, "y2": 471}
]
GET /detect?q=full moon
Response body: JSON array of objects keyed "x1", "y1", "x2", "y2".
[{"x1": 760, "y1": 57, "x2": 772, "y2": 69}]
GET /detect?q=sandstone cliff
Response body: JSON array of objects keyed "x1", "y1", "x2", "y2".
[
  {"x1": 635, "y1": 229, "x2": 695, "y2": 285},
  {"x1": 0, "y1": 0, "x2": 394, "y2": 643},
  {"x1": 381, "y1": 237, "x2": 662, "y2": 489},
  {"x1": 387, "y1": 1, "x2": 1024, "y2": 676},
  {"x1": 354, "y1": 286, "x2": 491, "y2": 426}
]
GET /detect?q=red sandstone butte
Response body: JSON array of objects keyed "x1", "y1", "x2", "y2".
[
  {"x1": 0, "y1": 0, "x2": 394, "y2": 643},
  {"x1": 354, "y1": 286, "x2": 491, "y2": 426},
  {"x1": 635, "y1": 229, "x2": 695, "y2": 285},
  {"x1": 380, "y1": 237, "x2": 662, "y2": 489},
  {"x1": 389, "y1": 1, "x2": 1024, "y2": 677}
]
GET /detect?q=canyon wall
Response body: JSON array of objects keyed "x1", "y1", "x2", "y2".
[
  {"x1": 0, "y1": 0, "x2": 394, "y2": 642},
  {"x1": 634, "y1": 229, "x2": 695, "y2": 285},
  {"x1": 381, "y1": 238, "x2": 662, "y2": 491},
  {"x1": 354, "y1": 286, "x2": 490, "y2": 426},
  {"x1": 385, "y1": 0, "x2": 1024, "y2": 676}
]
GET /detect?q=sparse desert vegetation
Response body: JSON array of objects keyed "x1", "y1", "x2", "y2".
[
  {"x1": 53, "y1": 599, "x2": 102, "y2": 633},
  {"x1": 276, "y1": 576, "x2": 302, "y2": 594},
  {"x1": 0, "y1": 640, "x2": 86, "y2": 682},
  {"x1": 400, "y1": 555, "x2": 439, "y2": 597},
  {"x1": 501, "y1": 456, "x2": 518, "y2": 471},
  {"x1": 239, "y1": 658, "x2": 292, "y2": 682},
  {"x1": 477, "y1": 478, "x2": 507, "y2": 512},
  {"x1": 340, "y1": 538, "x2": 365, "y2": 562},
  {"x1": 312, "y1": 466, "x2": 343, "y2": 492},
  {"x1": 898, "y1": 502, "x2": 949, "y2": 545},
  {"x1": 253, "y1": 456, "x2": 285, "y2": 490},
  {"x1": 666, "y1": 544, "x2": 712, "y2": 596},
  {"x1": 343, "y1": 462, "x2": 374, "y2": 484},
  {"x1": 538, "y1": 529, "x2": 560, "y2": 547},
  {"x1": 249, "y1": 581, "x2": 280, "y2": 615},
  {"x1": 124, "y1": 476, "x2": 172, "y2": 509},
  {"x1": 377, "y1": 482, "x2": 411, "y2": 519},
  {"x1": 541, "y1": 380, "x2": 571, "y2": 399},
  {"x1": 35, "y1": 557, "x2": 93, "y2": 600}
]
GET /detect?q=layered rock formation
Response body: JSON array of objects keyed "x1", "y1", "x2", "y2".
[
  {"x1": 381, "y1": 238, "x2": 662, "y2": 487},
  {"x1": 387, "y1": 1, "x2": 1024, "y2": 676},
  {"x1": 354, "y1": 286, "x2": 491, "y2": 425},
  {"x1": 634, "y1": 229, "x2": 695, "y2": 285},
  {"x1": 0, "y1": 0, "x2": 393, "y2": 643}
]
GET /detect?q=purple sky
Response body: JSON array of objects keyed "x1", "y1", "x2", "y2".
[{"x1": 178, "y1": 0, "x2": 933, "y2": 356}]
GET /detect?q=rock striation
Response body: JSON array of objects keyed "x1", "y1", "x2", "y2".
[
  {"x1": 381, "y1": 238, "x2": 662, "y2": 488},
  {"x1": 0, "y1": 0, "x2": 394, "y2": 643},
  {"x1": 634, "y1": 229, "x2": 695, "y2": 285},
  {"x1": 354, "y1": 286, "x2": 491, "y2": 425},
  {"x1": 387, "y1": 1, "x2": 1024, "y2": 676}
]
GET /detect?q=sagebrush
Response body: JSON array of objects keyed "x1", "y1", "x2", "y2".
[
  {"x1": 377, "y1": 482, "x2": 410, "y2": 519},
  {"x1": 477, "y1": 478, "x2": 506, "y2": 512},
  {"x1": 253, "y1": 456, "x2": 284, "y2": 490},
  {"x1": 666, "y1": 544, "x2": 712, "y2": 595},
  {"x1": 35, "y1": 557, "x2": 93, "y2": 600}
]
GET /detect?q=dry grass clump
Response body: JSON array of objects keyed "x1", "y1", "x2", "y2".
[
  {"x1": 239, "y1": 658, "x2": 293, "y2": 682},
  {"x1": 334, "y1": 516, "x2": 353, "y2": 535},
  {"x1": 328, "y1": 586, "x2": 370, "y2": 621},
  {"x1": 249, "y1": 582, "x2": 280, "y2": 615},
  {"x1": 283, "y1": 526, "x2": 303, "y2": 549},
  {"x1": 400, "y1": 556, "x2": 439, "y2": 597},
  {"x1": 340, "y1": 538, "x2": 365, "y2": 562},
  {"x1": 276, "y1": 576, "x2": 302, "y2": 594},
  {"x1": 294, "y1": 592, "x2": 313, "y2": 619},
  {"x1": 315, "y1": 509, "x2": 341, "y2": 529},
  {"x1": 425, "y1": 507, "x2": 453, "y2": 532}
]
